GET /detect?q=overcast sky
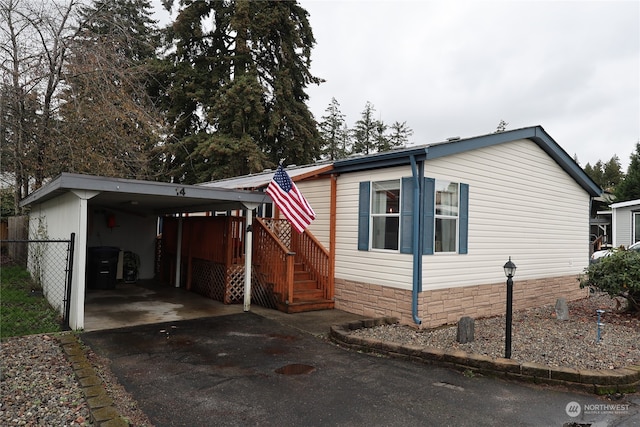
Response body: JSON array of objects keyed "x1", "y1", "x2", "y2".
[{"x1": 154, "y1": 1, "x2": 640, "y2": 170}]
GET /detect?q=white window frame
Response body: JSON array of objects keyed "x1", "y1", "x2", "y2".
[
  {"x1": 434, "y1": 180, "x2": 459, "y2": 253},
  {"x1": 370, "y1": 179, "x2": 401, "y2": 251}
]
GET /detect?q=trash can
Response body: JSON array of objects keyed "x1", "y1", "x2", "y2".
[{"x1": 87, "y1": 246, "x2": 120, "y2": 289}]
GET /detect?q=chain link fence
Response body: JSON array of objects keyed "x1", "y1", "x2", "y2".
[{"x1": 1, "y1": 235, "x2": 74, "y2": 339}]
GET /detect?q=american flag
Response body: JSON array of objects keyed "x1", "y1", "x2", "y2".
[{"x1": 266, "y1": 165, "x2": 316, "y2": 233}]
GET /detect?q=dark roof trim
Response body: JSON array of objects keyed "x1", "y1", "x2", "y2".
[{"x1": 332, "y1": 126, "x2": 601, "y2": 197}]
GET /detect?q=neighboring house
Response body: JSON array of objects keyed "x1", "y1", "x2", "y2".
[
  {"x1": 610, "y1": 198, "x2": 640, "y2": 248},
  {"x1": 213, "y1": 125, "x2": 602, "y2": 328}
]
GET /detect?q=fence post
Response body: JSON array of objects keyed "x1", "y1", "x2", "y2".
[{"x1": 64, "y1": 233, "x2": 75, "y2": 330}]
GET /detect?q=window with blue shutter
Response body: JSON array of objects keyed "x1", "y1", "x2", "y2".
[
  {"x1": 400, "y1": 177, "x2": 414, "y2": 254},
  {"x1": 459, "y1": 183, "x2": 469, "y2": 254},
  {"x1": 422, "y1": 178, "x2": 435, "y2": 255},
  {"x1": 359, "y1": 178, "x2": 469, "y2": 254},
  {"x1": 358, "y1": 181, "x2": 371, "y2": 251}
]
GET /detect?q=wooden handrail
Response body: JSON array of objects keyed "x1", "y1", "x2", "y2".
[
  {"x1": 259, "y1": 218, "x2": 333, "y2": 302},
  {"x1": 253, "y1": 218, "x2": 295, "y2": 304},
  {"x1": 291, "y1": 227, "x2": 332, "y2": 300}
]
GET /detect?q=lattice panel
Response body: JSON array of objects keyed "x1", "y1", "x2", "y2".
[
  {"x1": 224, "y1": 265, "x2": 245, "y2": 304},
  {"x1": 190, "y1": 258, "x2": 279, "y2": 308},
  {"x1": 262, "y1": 218, "x2": 292, "y2": 248},
  {"x1": 251, "y1": 271, "x2": 278, "y2": 309},
  {"x1": 191, "y1": 259, "x2": 225, "y2": 302}
]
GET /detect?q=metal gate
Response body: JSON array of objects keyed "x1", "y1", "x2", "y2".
[{"x1": 1, "y1": 233, "x2": 75, "y2": 331}]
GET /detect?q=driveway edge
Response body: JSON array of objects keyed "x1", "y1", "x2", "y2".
[
  {"x1": 329, "y1": 318, "x2": 640, "y2": 395},
  {"x1": 56, "y1": 333, "x2": 129, "y2": 427}
]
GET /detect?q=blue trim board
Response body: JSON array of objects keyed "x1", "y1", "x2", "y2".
[{"x1": 333, "y1": 126, "x2": 601, "y2": 197}]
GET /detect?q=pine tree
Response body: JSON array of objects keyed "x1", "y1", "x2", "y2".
[
  {"x1": 352, "y1": 102, "x2": 377, "y2": 155},
  {"x1": 389, "y1": 121, "x2": 413, "y2": 149},
  {"x1": 159, "y1": 0, "x2": 321, "y2": 183},
  {"x1": 615, "y1": 143, "x2": 640, "y2": 202},
  {"x1": 319, "y1": 98, "x2": 350, "y2": 160},
  {"x1": 584, "y1": 156, "x2": 624, "y2": 193}
]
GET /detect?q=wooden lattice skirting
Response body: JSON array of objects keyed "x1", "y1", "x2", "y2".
[{"x1": 189, "y1": 258, "x2": 277, "y2": 308}]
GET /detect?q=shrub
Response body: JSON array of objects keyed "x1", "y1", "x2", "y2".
[{"x1": 580, "y1": 248, "x2": 640, "y2": 312}]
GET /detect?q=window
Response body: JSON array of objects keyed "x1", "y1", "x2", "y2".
[
  {"x1": 371, "y1": 180, "x2": 400, "y2": 250},
  {"x1": 634, "y1": 212, "x2": 640, "y2": 244},
  {"x1": 434, "y1": 180, "x2": 459, "y2": 253},
  {"x1": 358, "y1": 177, "x2": 468, "y2": 255}
]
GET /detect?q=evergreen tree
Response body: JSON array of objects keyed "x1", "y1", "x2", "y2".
[
  {"x1": 352, "y1": 102, "x2": 377, "y2": 155},
  {"x1": 615, "y1": 143, "x2": 640, "y2": 202},
  {"x1": 584, "y1": 155, "x2": 624, "y2": 193},
  {"x1": 373, "y1": 119, "x2": 391, "y2": 152},
  {"x1": 159, "y1": 0, "x2": 321, "y2": 183},
  {"x1": 389, "y1": 121, "x2": 413, "y2": 148},
  {"x1": 319, "y1": 98, "x2": 350, "y2": 160}
]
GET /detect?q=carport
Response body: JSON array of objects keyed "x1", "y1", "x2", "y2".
[{"x1": 20, "y1": 173, "x2": 270, "y2": 330}]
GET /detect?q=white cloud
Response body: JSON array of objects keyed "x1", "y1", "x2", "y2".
[{"x1": 302, "y1": 0, "x2": 640, "y2": 169}]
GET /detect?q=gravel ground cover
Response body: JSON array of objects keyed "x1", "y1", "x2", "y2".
[
  {"x1": 1, "y1": 293, "x2": 638, "y2": 426},
  {"x1": 351, "y1": 292, "x2": 640, "y2": 370},
  {"x1": 0, "y1": 335, "x2": 92, "y2": 426}
]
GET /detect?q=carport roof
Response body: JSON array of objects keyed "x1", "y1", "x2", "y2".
[{"x1": 20, "y1": 173, "x2": 271, "y2": 214}]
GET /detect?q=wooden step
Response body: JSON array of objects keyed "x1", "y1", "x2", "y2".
[
  {"x1": 293, "y1": 288, "x2": 324, "y2": 301},
  {"x1": 276, "y1": 299, "x2": 335, "y2": 313}
]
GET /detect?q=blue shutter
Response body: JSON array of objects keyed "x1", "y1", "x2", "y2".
[
  {"x1": 358, "y1": 181, "x2": 370, "y2": 251},
  {"x1": 400, "y1": 177, "x2": 414, "y2": 254},
  {"x1": 422, "y1": 177, "x2": 435, "y2": 255},
  {"x1": 459, "y1": 183, "x2": 469, "y2": 254}
]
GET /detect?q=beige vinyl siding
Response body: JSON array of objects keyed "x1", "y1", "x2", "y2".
[
  {"x1": 334, "y1": 139, "x2": 591, "y2": 292},
  {"x1": 335, "y1": 166, "x2": 414, "y2": 290},
  {"x1": 422, "y1": 139, "x2": 590, "y2": 290},
  {"x1": 296, "y1": 178, "x2": 331, "y2": 249}
]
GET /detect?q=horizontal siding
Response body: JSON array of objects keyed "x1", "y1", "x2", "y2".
[
  {"x1": 296, "y1": 178, "x2": 331, "y2": 249},
  {"x1": 335, "y1": 139, "x2": 591, "y2": 291},
  {"x1": 335, "y1": 166, "x2": 414, "y2": 289},
  {"x1": 422, "y1": 139, "x2": 590, "y2": 290}
]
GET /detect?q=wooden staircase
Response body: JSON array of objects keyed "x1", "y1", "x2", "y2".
[
  {"x1": 253, "y1": 218, "x2": 334, "y2": 314},
  {"x1": 276, "y1": 260, "x2": 334, "y2": 313}
]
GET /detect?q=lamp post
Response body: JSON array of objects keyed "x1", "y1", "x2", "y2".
[{"x1": 503, "y1": 257, "x2": 517, "y2": 359}]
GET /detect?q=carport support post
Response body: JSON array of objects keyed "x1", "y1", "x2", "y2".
[
  {"x1": 174, "y1": 215, "x2": 183, "y2": 288},
  {"x1": 244, "y1": 210, "x2": 253, "y2": 311}
]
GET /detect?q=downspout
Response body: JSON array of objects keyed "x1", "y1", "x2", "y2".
[{"x1": 410, "y1": 155, "x2": 422, "y2": 325}]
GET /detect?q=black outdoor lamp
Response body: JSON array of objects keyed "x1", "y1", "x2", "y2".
[{"x1": 503, "y1": 257, "x2": 517, "y2": 358}]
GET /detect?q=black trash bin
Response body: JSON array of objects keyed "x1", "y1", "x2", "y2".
[{"x1": 87, "y1": 246, "x2": 120, "y2": 289}]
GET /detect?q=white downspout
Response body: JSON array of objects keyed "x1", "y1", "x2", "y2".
[{"x1": 174, "y1": 215, "x2": 183, "y2": 288}]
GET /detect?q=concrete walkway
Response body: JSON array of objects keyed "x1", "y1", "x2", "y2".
[{"x1": 84, "y1": 281, "x2": 365, "y2": 333}]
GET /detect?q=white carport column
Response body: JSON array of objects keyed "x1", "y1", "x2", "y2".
[
  {"x1": 242, "y1": 203, "x2": 260, "y2": 312},
  {"x1": 174, "y1": 215, "x2": 183, "y2": 288},
  {"x1": 70, "y1": 190, "x2": 100, "y2": 331}
]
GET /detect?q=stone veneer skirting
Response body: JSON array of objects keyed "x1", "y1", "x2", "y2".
[{"x1": 334, "y1": 275, "x2": 589, "y2": 328}]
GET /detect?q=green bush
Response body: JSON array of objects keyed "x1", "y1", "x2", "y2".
[{"x1": 580, "y1": 248, "x2": 640, "y2": 312}]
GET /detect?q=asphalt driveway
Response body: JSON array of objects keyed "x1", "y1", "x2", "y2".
[{"x1": 81, "y1": 312, "x2": 639, "y2": 427}]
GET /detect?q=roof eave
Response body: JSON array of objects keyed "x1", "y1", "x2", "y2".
[{"x1": 332, "y1": 126, "x2": 602, "y2": 197}]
